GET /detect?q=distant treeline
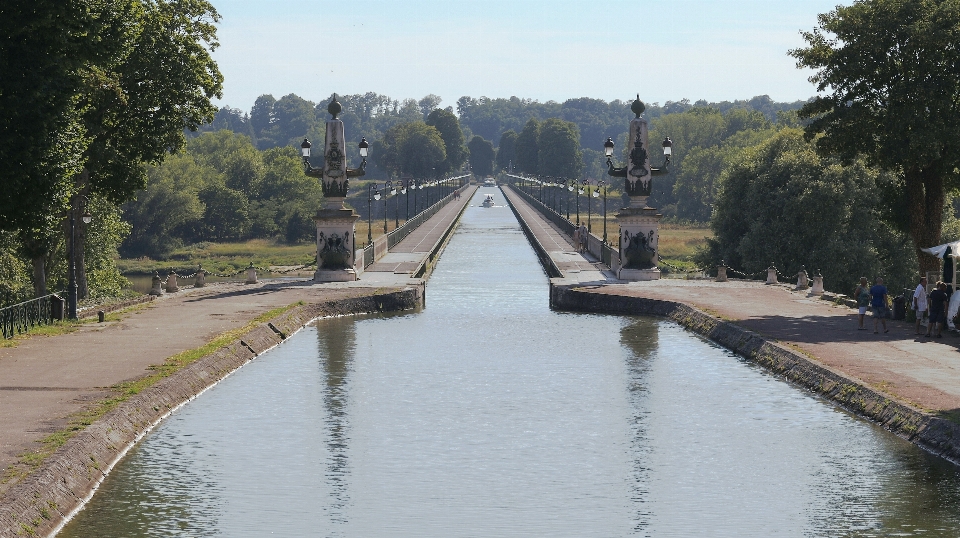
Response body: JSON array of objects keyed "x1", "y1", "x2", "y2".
[{"x1": 194, "y1": 92, "x2": 806, "y2": 219}]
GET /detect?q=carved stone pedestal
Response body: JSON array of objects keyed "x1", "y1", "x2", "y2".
[
  {"x1": 314, "y1": 203, "x2": 359, "y2": 282},
  {"x1": 616, "y1": 206, "x2": 662, "y2": 281}
]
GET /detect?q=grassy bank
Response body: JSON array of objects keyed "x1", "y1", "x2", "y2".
[{"x1": 117, "y1": 239, "x2": 319, "y2": 275}]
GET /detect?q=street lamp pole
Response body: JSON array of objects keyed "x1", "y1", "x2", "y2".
[
  {"x1": 367, "y1": 183, "x2": 380, "y2": 244},
  {"x1": 599, "y1": 181, "x2": 607, "y2": 243},
  {"x1": 576, "y1": 179, "x2": 582, "y2": 225},
  {"x1": 587, "y1": 180, "x2": 593, "y2": 232},
  {"x1": 68, "y1": 196, "x2": 92, "y2": 320},
  {"x1": 384, "y1": 180, "x2": 394, "y2": 234}
]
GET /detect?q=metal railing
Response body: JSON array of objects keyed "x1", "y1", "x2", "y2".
[
  {"x1": 363, "y1": 244, "x2": 374, "y2": 268},
  {"x1": 363, "y1": 181, "x2": 470, "y2": 268},
  {"x1": 601, "y1": 242, "x2": 617, "y2": 268},
  {"x1": 509, "y1": 183, "x2": 576, "y2": 236},
  {"x1": 1, "y1": 293, "x2": 64, "y2": 339}
]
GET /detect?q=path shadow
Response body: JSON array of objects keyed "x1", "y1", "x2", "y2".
[
  {"x1": 181, "y1": 278, "x2": 317, "y2": 304},
  {"x1": 738, "y1": 313, "x2": 960, "y2": 352}
]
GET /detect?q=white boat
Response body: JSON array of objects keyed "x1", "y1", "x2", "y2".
[
  {"x1": 483, "y1": 178, "x2": 496, "y2": 187},
  {"x1": 481, "y1": 194, "x2": 495, "y2": 207}
]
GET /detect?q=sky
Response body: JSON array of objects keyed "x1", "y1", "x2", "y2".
[{"x1": 210, "y1": 0, "x2": 842, "y2": 112}]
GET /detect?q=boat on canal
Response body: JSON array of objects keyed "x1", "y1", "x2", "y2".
[{"x1": 481, "y1": 194, "x2": 496, "y2": 207}]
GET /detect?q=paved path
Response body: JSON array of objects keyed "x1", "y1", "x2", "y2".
[
  {"x1": 0, "y1": 187, "x2": 476, "y2": 489},
  {"x1": 500, "y1": 185, "x2": 612, "y2": 284},
  {"x1": 363, "y1": 185, "x2": 477, "y2": 280}
]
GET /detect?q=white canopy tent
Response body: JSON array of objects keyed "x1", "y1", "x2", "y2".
[{"x1": 919, "y1": 241, "x2": 960, "y2": 329}]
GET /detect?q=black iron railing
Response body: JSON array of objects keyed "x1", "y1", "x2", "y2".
[
  {"x1": 362, "y1": 180, "x2": 470, "y2": 269},
  {"x1": 0, "y1": 293, "x2": 65, "y2": 339}
]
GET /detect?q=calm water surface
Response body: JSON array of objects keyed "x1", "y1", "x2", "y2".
[{"x1": 61, "y1": 187, "x2": 960, "y2": 537}]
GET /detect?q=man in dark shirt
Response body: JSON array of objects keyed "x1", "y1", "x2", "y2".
[
  {"x1": 870, "y1": 277, "x2": 889, "y2": 334},
  {"x1": 927, "y1": 281, "x2": 949, "y2": 338}
]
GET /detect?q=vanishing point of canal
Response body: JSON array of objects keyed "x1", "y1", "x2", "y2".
[{"x1": 61, "y1": 188, "x2": 960, "y2": 537}]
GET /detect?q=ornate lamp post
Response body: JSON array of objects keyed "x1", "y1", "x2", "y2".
[
  {"x1": 367, "y1": 183, "x2": 380, "y2": 244},
  {"x1": 566, "y1": 180, "x2": 573, "y2": 220},
  {"x1": 576, "y1": 179, "x2": 583, "y2": 225},
  {"x1": 395, "y1": 180, "x2": 403, "y2": 228},
  {"x1": 403, "y1": 177, "x2": 411, "y2": 220},
  {"x1": 586, "y1": 180, "x2": 594, "y2": 232},
  {"x1": 68, "y1": 196, "x2": 92, "y2": 319},
  {"x1": 598, "y1": 180, "x2": 608, "y2": 243},
  {"x1": 383, "y1": 180, "x2": 395, "y2": 233},
  {"x1": 604, "y1": 95, "x2": 673, "y2": 281},
  {"x1": 300, "y1": 95, "x2": 367, "y2": 281}
]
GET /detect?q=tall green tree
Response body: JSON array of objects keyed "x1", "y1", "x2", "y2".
[
  {"x1": 397, "y1": 123, "x2": 447, "y2": 179},
  {"x1": 70, "y1": 0, "x2": 222, "y2": 297},
  {"x1": 0, "y1": 0, "x2": 138, "y2": 233},
  {"x1": 515, "y1": 118, "x2": 541, "y2": 174},
  {"x1": 790, "y1": 0, "x2": 960, "y2": 273},
  {"x1": 496, "y1": 130, "x2": 518, "y2": 172},
  {"x1": 467, "y1": 136, "x2": 495, "y2": 177},
  {"x1": 426, "y1": 108, "x2": 467, "y2": 175},
  {"x1": 537, "y1": 118, "x2": 583, "y2": 180}
]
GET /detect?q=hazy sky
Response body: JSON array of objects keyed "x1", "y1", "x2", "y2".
[{"x1": 210, "y1": 0, "x2": 842, "y2": 112}]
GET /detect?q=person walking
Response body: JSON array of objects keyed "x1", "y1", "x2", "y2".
[
  {"x1": 913, "y1": 276, "x2": 928, "y2": 335},
  {"x1": 870, "y1": 277, "x2": 889, "y2": 334},
  {"x1": 572, "y1": 225, "x2": 580, "y2": 252},
  {"x1": 927, "y1": 281, "x2": 949, "y2": 338},
  {"x1": 854, "y1": 277, "x2": 871, "y2": 330}
]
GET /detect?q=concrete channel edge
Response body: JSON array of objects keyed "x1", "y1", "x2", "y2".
[
  {"x1": 550, "y1": 284, "x2": 960, "y2": 465},
  {"x1": 0, "y1": 286, "x2": 423, "y2": 538},
  {"x1": 501, "y1": 187, "x2": 563, "y2": 278}
]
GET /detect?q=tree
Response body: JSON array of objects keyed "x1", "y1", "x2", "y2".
[
  {"x1": 495, "y1": 130, "x2": 518, "y2": 172},
  {"x1": 251, "y1": 94, "x2": 277, "y2": 147},
  {"x1": 698, "y1": 129, "x2": 917, "y2": 294},
  {"x1": 270, "y1": 93, "x2": 318, "y2": 148},
  {"x1": 790, "y1": 0, "x2": 960, "y2": 273},
  {"x1": 418, "y1": 94, "x2": 442, "y2": 118},
  {"x1": 467, "y1": 136, "x2": 495, "y2": 177},
  {"x1": 425, "y1": 108, "x2": 467, "y2": 174},
  {"x1": 397, "y1": 123, "x2": 447, "y2": 178},
  {"x1": 0, "y1": 0, "x2": 137, "y2": 233},
  {"x1": 515, "y1": 118, "x2": 541, "y2": 174},
  {"x1": 537, "y1": 118, "x2": 583, "y2": 180}
]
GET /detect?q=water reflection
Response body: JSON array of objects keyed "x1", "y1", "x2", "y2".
[
  {"x1": 317, "y1": 317, "x2": 357, "y2": 528},
  {"x1": 60, "y1": 187, "x2": 960, "y2": 537}
]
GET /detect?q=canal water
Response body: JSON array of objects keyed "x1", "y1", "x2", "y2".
[{"x1": 61, "y1": 188, "x2": 960, "y2": 537}]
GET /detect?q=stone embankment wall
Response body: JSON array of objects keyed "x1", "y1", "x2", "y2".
[
  {"x1": 0, "y1": 287, "x2": 422, "y2": 538},
  {"x1": 550, "y1": 284, "x2": 960, "y2": 463}
]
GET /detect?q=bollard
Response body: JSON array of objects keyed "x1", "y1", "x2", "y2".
[
  {"x1": 149, "y1": 271, "x2": 164, "y2": 295},
  {"x1": 194, "y1": 264, "x2": 206, "y2": 288},
  {"x1": 245, "y1": 262, "x2": 258, "y2": 284},
  {"x1": 166, "y1": 270, "x2": 179, "y2": 293},
  {"x1": 796, "y1": 265, "x2": 809, "y2": 289},
  {"x1": 766, "y1": 264, "x2": 778, "y2": 285},
  {"x1": 97, "y1": 310, "x2": 105, "y2": 323},
  {"x1": 811, "y1": 270, "x2": 824, "y2": 295},
  {"x1": 716, "y1": 261, "x2": 728, "y2": 282}
]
